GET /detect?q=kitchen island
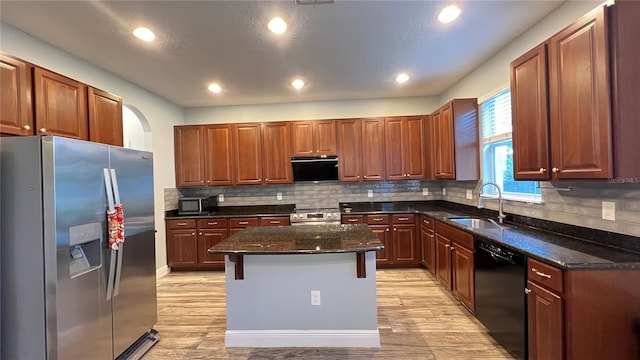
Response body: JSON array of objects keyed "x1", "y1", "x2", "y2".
[{"x1": 208, "y1": 224, "x2": 383, "y2": 348}]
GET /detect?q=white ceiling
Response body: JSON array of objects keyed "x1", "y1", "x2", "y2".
[{"x1": 0, "y1": 1, "x2": 562, "y2": 108}]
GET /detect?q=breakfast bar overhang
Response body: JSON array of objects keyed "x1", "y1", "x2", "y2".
[{"x1": 208, "y1": 224, "x2": 384, "y2": 348}]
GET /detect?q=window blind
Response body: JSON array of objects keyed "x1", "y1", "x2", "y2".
[{"x1": 480, "y1": 88, "x2": 512, "y2": 141}]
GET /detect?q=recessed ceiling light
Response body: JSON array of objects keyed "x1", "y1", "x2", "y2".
[
  {"x1": 268, "y1": 17, "x2": 288, "y2": 35},
  {"x1": 208, "y1": 83, "x2": 222, "y2": 93},
  {"x1": 291, "y1": 79, "x2": 305, "y2": 89},
  {"x1": 396, "y1": 73, "x2": 410, "y2": 84},
  {"x1": 438, "y1": 5, "x2": 462, "y2": 24},
  {"x1": 132, "y1": 27, "x2": 156, "y2": 42}
]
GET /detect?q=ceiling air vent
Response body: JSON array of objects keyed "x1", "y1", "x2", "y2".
[{"x1": 295, "y1": 0, "x2": 334, "y2": 5}]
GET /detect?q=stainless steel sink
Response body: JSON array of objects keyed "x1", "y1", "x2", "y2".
[{"x1": 447, "y1": 216, "x2": 504, "y2": 230}]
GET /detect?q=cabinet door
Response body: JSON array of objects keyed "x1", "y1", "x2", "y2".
[
  {"x1": 167, "y1": 229, "x2": 198, "y2": 267},
  {"x1": 0, "y1": 54, "x2": 33, "y2": 135},
  {"x1": 404, "y1": 116, "x2": 426, "y2": 179},
  {"x1": 291, "y1": 121, "x2": 314, "y2": 156},
  {"x1": 421, "y1": 226, "x2": 435, "y2": 273},
  {"x1": 548, "y1": 7, "x2": 611, "y2": 180},
  {"x1": 88, "y1": 87, "x2": 123, "y2": 146},
  {"x1": 435, "y1": 234, "x2": 452, "y2": 289},
  {"x1": 337, "y1": 119, "x2": 362, "y2": 181},
  {"x1": 384, "y1": 117, "x2": 405, "y2": 180},
  {"x1": 452, "y1": 243, "x2": 475, "y2": 312},
  {"x1": 361, "y1": 118, "x2": 386, "y2": 181},
  {"x1": 314, "y1": 119, "x2": 337, "y2": 155},
  {"x1": 527, "y1": 281, "x2": 563, "y2": 360},
  {"x1": 262, "y1": 122, "x2": 292, "y2": 184},
  {"x1": 434, "y1": 105, "x2": 455, "y2": 179},
  {"x1": 34, "y1": 67, "x2": 88, "y2": 139},
  {"x1": 392, "y1": 223, "x2": 416, "y2": 264},
  {"x1": 511, "y1": 44, "x2": 550, "y2": 180},
  {"x1": 424, "y1": 115, "x2": 436, "y2": 179},
  {"x1": 198, "y1": 229, "x2": 228, "y2": 265},
  {"x1": 369, "y1": 225, "x2": 391, "y2": 265},
  {"x1": 204, "y1": 124, "x2": 234, "y2": 185},
  {"x1": 234, "y1": 123, "x2": 263, "y2": 184},
  {"x1": 174, "y1": 126, "x2": 205, "y2": 187}
]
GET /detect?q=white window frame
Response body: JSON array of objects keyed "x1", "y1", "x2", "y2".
[{"x1": 478, "y1": 85, "x2": 543, "y2": 204}]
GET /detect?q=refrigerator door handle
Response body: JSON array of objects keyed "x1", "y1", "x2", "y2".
[
  {"x1": 103, "y1": 168, "x2": 115, "y2": 211},
  {"x1": 110, "y1": 169, "x2": 121, "y2": 204},
  {"x1": 114, "y1": 244, "x2": 124, "y2": 297},
  {"x1": 107, "y1": 249, "x2": 117, "y2": 300}
]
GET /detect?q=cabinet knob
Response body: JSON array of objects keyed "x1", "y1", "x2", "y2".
[
  {"x1": 39, "y1": 128, "x2": 47, "y2": 133},
  {"x1": 192, "y1": 232, "x2": 196, "y2": 235},
  {"x1": 23, "y1": 125, "x2": 31, "y2": 130},
  {"x1": 539, "y1": 168, "x2": 546, "y2": 173},
  {"x1": 258, "y1": 178, "x2": 262, "y2": 181},
  {"x1": 386, "y1": 228, "x2": 389, "y2": 232},
  {"x1": 552, "y1": 167, "x2": 559, "y2": 173},
  {"x1": 450, "y1": 246, "x2": 454, "y2": 251},
  {"x1": 394, "y1": 227, "x2": 397, "y2": 231},
  {"x1": 363, "y1": 175, "x2": 367, "y2": 179},
  {"x1": 445, "y1": 244, "x2": 450, "y2": 248},
  {"x1": 199, "y1": 232, "x2": 203, "y2": 235},
  {"x1": 201, "y1": 181, "x2": 204, "y2": 183},
  {"x1": 524, "y1": 288, "x2": 531, "y2": 295},
  {"x1": 356, "y1": 176, "x2": 360, "y2": 179}
]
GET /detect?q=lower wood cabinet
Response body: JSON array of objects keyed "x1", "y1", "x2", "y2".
[
  {"x1": 420, "y1": 215, "x2": 435, "y2": 273},
  {"x1": 229, "y1": 217, "x2": 258, "y2": 236},
  {"x1": 167, "y1": 229, "x2": 198, "y2": 267},
  {"x1": 434, "y1": 220, "x2": 475, "y2": 312},
  {"x1": 197, "y1": 219, "x2": 229, "y2": 266},
  {"x1": 526, "y1": 280, "x2": 563, "y2": 360},
  {"x1": 369, "y1": 224, "x2": 391, "y2": 264}
]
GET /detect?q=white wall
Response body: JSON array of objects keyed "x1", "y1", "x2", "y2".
[
  {"x1": 440, "y1": 0, "x2": 602, "y2": 102},
  {"x1": 0, "y1": 22, "x2": 184, "y2": 271},
  {"x1": 185, "y1": 96, "x2": 440, "y2": 124}
]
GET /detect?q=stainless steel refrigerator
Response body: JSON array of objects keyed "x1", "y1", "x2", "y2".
[{"x1": 1, "y1": 136, "x2": 159, "y2": 360}]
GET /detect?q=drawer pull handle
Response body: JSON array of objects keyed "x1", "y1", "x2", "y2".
[
  {"x1": 239, "y1": 221, "x2": 249, "y2": 225},
  {"x1": 177, "y1": 222, "x2": 187, "y2": 226},
  {"x1": 423, "y1": 219, "x2": 430, "y2": 224},
  {"x1": 373, "y1": 218, "x2": 383, "y2": 221},
  {"x1": 208, "y1": 222, "x2": 218, "y2": 225},
  {"x1": 450, "y1": 246, "x2": 454, "y2": 251},
  {"x1": 532, "y1": 268, "x2": 551, "y2": 278},
  {"x1": 398, "y1": 217, "x2": 409, "y2": 221},
  {"x1": 270, "y1": 221, "x2": 280, "y2": 224},
  {"x1": 348, "y1": 219, "x2": 359, "y2": 222}
]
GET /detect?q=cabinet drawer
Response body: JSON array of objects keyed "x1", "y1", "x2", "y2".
[
  {"x1": 342, "y1": 215, "x2": 364, "y2": 224},
  {"x1": 435, "y1": 221, "x2": 473, "y2": 250},
  {"x1": 366, "y1": 214, "x2": 390, "y2": 225},
  {"x1": 167, "y1": 219, "x2": 197, "y2": 230},
  {"x1": 420, "y1": 215, "x2": 435, "y2": 231},
  {"x1": 197, "y1": 218, "x2": 228, "y2": 229},
  {"x1": 392, "y1": 214, "x2": 415, "y2": 224},
  {"x1": 528, "y1": 258, "x2": 563, "y2": 293},
  {"x1": 229, "y1": 217, "x2": 258, "y2": 228},
  {"x1": 260, "y1": 217, "x2": 290, "y2": 226}
]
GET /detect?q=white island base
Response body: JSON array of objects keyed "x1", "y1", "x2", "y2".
[{"x1": 223, "y1": 252, "x2": 380, "y2": 348}]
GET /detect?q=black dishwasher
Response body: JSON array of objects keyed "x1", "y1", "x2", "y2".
[{"x1": 475, "y1": 238, "x2": 527, "y2": 360}]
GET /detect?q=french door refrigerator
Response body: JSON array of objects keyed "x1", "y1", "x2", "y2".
[{"x1": 1, "y1": 136, "x2": 159, "y2": 360}]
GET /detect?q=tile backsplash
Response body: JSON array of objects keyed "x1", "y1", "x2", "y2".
[{"x1": 166, "y1": 180, "x2": 640, "y2": 237}]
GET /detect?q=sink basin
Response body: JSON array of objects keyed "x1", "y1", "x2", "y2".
[{"x1": 447, "y1": 216, "x2": 504, "y2": 230}]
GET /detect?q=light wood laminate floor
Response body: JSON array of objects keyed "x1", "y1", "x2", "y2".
[{"x1": 145, "y1": 268, "x2": 514, "y2": 360}]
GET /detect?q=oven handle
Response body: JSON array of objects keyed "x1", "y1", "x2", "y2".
[{"x1": 478, "y1": 246, "x2": 516, "y2": 265}]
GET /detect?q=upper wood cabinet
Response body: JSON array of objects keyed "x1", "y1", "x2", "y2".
[
  {"x1": 233, "y1": 123, "x2": 263, "y2": 185},
  {"x1": 361, "y1": 118, "x2": 386, "y2": 181},
  {"x1": 432, "y1": 99, "x2": 479, "y2": 180},
  {"x1": 337, "y1": 119, "x2": 362, "y2": 181},
  {"x1": 88, "y1": 87, "x2": 123, "y2": 146},
  {"x1": 291, "y1": 119, "x2": 337, "y2": 156},
  {"x1": 511, "y1": 2, "x2": 640, "y2": 180},
  {"x1": 0, "y1": 54, "x2": 33, "y2": 136},
  {"x1": 424, "y1": 115, "x2": 436, "y2": 180},
  {"x1": 262, "y1": 122, "x2": 292, "y2": 184},
  {"x1": 174, "y1": 125, "x2": 207, "y2": 187},
  {"x1": 204, "y1": 124, "x2": 234, "y2": 186},
  {"x1": 384, "y1": 116, "x2": 425, "y2": 180},
  {"x1": 34, "y1": 67, "x2": 88, "y2": 140}
]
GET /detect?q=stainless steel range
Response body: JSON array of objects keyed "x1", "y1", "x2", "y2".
[{"x1": 289, "y1": 208, "x2": 341, "y2": 225}]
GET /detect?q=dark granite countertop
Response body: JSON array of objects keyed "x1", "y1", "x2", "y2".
[
  {"x1": 341, "y1": 201, "x2": 640, "y2": 270},
  {"x1": 208, "y1": 224, "x2": 383, "y2": 255},
  {"x1": 165, "y1": 204, "x2": 296, "y2": 219}
]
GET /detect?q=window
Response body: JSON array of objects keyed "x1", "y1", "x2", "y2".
[{"x1": 479, "y1": 87, "x2": 541, "y2": 202}]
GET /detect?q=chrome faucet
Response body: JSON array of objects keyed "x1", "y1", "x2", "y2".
[{"x1": 477, "y1": 182, "x2": 506, "y2": 224}]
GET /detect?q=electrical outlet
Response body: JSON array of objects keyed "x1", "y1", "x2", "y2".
[
  {"x1": 602, "y1": 201, "x2": 616, "y2": 221},
  {"x1": 466, "y1": 190, "x2": 473, "y2": 200},
  {"x1": 277, "y1": 192, "x2": 282, "y2": 200},
  {"x1": 422, "y1": 188, "x2": 429, "y2": 196},
  {"x1": 219, "y1": 194, "x2": 224, "y2": 202},
  {"x1": 311, "y1": 290, "x2": 321, "y2": 306},
  {"x1": 442, "y1": 188, "x2": 447, "y2": 196},
  {"x1": 368, "y1": 190, "x2": 373, "y2": 198}
]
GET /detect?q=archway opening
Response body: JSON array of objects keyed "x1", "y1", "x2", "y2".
[{"x1": 123, "y1": 105, "x2": 152, "y2": 151}]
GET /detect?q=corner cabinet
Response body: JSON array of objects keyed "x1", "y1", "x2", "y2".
[
  {"x1": 431, "y1": 99, "x2": 479, "y2": 180},
  {"x1": 0, "y1": 54, "x2": 34, "y2": 136},
  {"x1": 88, "y1": 87, "x2": 123, "y2": 146},
  {"x1": 511, "y1": 1, "x2": 640, "y2": 180},
  {"x1": 384, "y1": 116, "x2": 425, "y2": 180}
]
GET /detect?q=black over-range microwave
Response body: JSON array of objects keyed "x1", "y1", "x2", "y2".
[
  {"x1": 291, "y1": 155, "x2": 339, "y2": 182},
  {"x1": 178, "y1": 196, "x2": 218, "y2": 215}
]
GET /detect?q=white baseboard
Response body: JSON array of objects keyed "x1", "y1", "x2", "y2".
[
  {"x1": 156, "y1": 265, "x2": 170, "y2": 279},
  {"x1": 225, "y1": 329, "x2": 380, "y2": 348}
]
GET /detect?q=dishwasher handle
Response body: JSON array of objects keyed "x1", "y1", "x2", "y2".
[{"x1": 478, "y1": 245, "x2": 517, "y2": 265}]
